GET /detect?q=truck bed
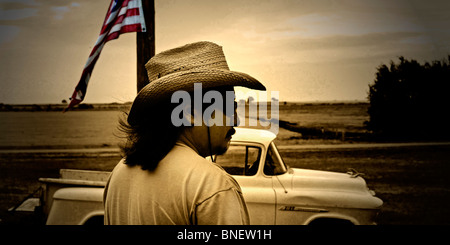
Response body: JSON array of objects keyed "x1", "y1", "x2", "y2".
[{"x1": 38, "y1": 169, "x2": 111, "y2": 216}]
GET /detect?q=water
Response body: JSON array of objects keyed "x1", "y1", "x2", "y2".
[
  {"x1": 0, "y1": 103, "x2": 369, "y2": 148},
  {"x1": 0, "y1": 111, "x2": 124, "y2": 148}
]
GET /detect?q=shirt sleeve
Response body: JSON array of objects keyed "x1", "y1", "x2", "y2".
[{"x1": 194, "y1": 188, "x2": 250, "y2": 225}]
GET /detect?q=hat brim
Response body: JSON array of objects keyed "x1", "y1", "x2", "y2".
[{"x1": 128, "y1": 68, "x2": 266, "y2": 125}]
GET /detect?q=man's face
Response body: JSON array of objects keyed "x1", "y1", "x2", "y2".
[
  {"x1": 190, "y1": 87, "x2": 239, "y2": 157},
  {"x1": 208, "y1": 100, "x2": 238, "y2": 156}
]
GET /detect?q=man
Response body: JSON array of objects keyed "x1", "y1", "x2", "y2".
[{"x1": 103, "y1": 41, "x2": 266, "y2": 225}]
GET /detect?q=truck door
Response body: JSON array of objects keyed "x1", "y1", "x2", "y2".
[
  {"x1": 263, "y1": 143, "x2": 291, "y2": 225},
  {"x1": 215, "y1": 143, "x2": 276, "y2": 225}
]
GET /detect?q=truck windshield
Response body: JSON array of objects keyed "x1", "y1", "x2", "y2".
[{"x1": 263, "y1": 142, "x2": 288, "y2": 176}]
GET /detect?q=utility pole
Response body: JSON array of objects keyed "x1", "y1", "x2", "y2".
[{"x1": 136, "y1": 0, "x2": 155, "y2": 93}]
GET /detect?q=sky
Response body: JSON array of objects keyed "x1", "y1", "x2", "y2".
[{"x1": 0, "y1": 0, "x2": 449, "y2": 104}]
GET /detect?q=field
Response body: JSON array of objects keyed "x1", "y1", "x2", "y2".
[{"x1": 1, "y1": 102, "x2": 450, "y2": 225}]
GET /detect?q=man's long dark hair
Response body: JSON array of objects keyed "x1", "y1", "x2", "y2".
[
  {"x1": 117, "y1": 86, "x2": 233, "y2": 171},
  {"x1": 117, "y1": 103, "x2": 183, "y2": 171}
]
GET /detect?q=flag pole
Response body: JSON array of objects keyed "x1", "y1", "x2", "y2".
[{"x1": 137, "y1": 0, "x2": 155, "y2": 93}]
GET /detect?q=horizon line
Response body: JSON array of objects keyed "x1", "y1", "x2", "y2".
[{"x1": 1, "y1": 99, "x2": 370, "y2": 106}]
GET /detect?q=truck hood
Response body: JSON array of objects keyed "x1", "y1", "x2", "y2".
[{"x1": 285, "y1": 168, "x2": 383, "y2": 209}]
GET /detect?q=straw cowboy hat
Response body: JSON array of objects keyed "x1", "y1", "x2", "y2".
[{"x1": 128, "y1": 41, "x2": 266, "y2": 125}]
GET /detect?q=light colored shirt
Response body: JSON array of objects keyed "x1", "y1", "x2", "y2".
[{"x1": 103, "y1": 142, "x2": 250, "y2": 225}]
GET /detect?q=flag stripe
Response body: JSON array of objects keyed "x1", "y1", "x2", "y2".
[
  {"x1": 90, "y1": 5, "x2": 140, "y2": 62},
  {"x1": 86, "y1": 4, "x2": 141, "y2": 69},
  {"x1": 84, "y1": 43, "x2": 105, "y2": 70},
  {"x1": 110, "y1": 8, "x2": 141, "y2": 33},
  {"x1": 66, "y1": 0, "x2": 145, "y2": 111}
]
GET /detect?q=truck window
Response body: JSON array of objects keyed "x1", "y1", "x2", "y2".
[
  {"x1": 215, "y1": 145, "x2": 261, "y2": 176},
  {"x1": 264, "y1": 143, "x2": 287, "y2": 176}
]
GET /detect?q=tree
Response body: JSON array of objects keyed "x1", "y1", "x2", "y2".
[{"x1": 366, "y1": 56, "x2": 450, "y2": 140}]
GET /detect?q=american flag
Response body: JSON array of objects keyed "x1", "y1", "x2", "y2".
[{"x1": 66, "y1": 0, "x2": 146, "y2": 111}]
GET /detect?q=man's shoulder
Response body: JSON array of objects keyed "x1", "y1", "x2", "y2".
[{"x1": 167, "y1": 145, "x2": 235, "y2": 185}]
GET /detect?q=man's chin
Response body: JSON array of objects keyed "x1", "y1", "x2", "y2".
[{"x1": 215, "y1": 141, "x2": 231, "y2": 156}]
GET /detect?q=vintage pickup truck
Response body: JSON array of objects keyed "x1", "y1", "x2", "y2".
[{"x1": 34, "y1": 127, "x2": 382, "y2": 225}]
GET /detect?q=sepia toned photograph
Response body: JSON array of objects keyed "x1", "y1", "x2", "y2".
[{"x1": 1, "y1": 0, "x2": 449, "y2": 232}]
